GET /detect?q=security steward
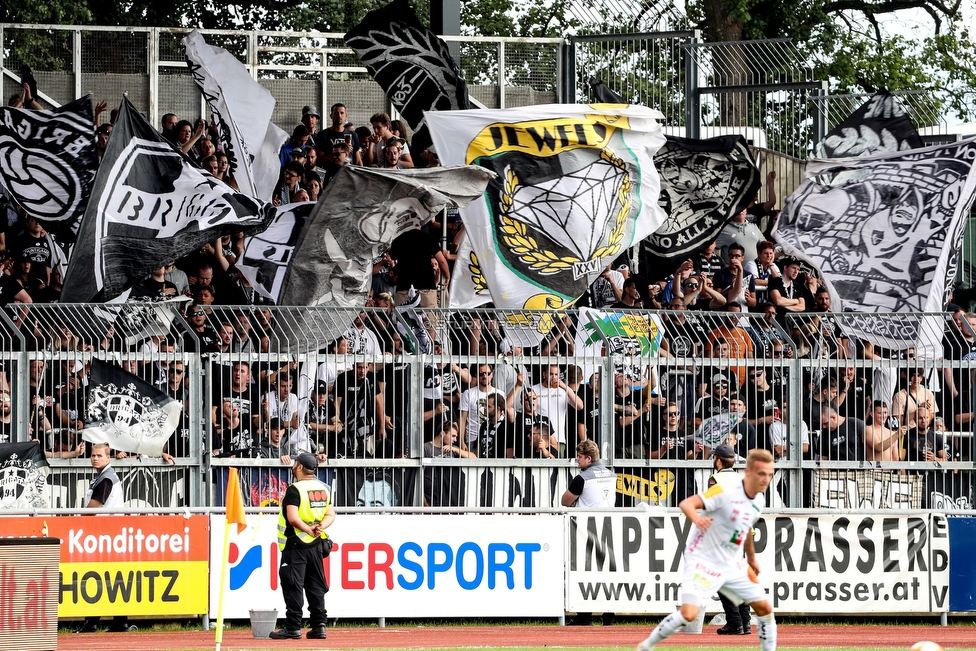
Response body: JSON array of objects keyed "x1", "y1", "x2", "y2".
[
  {"x1": 708, "y1": 443, "x2": 753, "y2": 636},
  {"x1": 269, "y1": 452, "x2": 335, "y2": 640}
]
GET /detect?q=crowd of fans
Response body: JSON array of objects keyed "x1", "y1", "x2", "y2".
[{"x1": 3, "y1": 90, "x2": 973, "y2": 510}]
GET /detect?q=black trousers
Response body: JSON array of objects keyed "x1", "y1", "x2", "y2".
[
  {"x1": 279, "y1": 541, "x2": 328, "y2": 631},
  {"x1": 719, "y1": 591, "x2": 752, "y2": 629}
]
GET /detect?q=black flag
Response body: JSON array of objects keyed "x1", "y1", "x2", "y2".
[
  {"x1": 61, "y1": 97, "x2": 274, "y2": 302},
  {"x1": 0, "y1": 96, "x2": 98, "y2": 242},
  {"x1": 84, "y1": 357, "x2": 182, "y2": 457},
  {"x1": 0, "y1": 442, "x2": 50, "y2": 509},
  {"x1": 588, "y1": 77, "x2": 625, "y2": 104},
  {"x1": 816, "y1": 91, "x2": 923, "y2": 158},
  {"x1": 640, "y1": 135, "x2": 761, "y2": 277},
  {"x1": 344, "y1": 0, "x2": 470, "y2": 154}
]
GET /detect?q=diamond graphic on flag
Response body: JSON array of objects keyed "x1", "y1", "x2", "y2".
[{"x1": 508, "y1": 153, "x2": 626, "y2": 263}]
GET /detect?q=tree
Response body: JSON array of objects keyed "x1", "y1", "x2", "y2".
[{"x1": 671, "y1": 0, "x2": 976, "y2": 122}]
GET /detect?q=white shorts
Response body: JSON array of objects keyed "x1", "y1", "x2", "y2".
[{"x1": 680, "y1": 556, "x2": 766, "y2": 607}]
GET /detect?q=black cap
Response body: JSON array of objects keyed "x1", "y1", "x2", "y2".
[
  {"x1": 314, "y1": 380, "x2": 329, "y2": 394},
  {"x1": 710, "y1": 444, "x2": 736, "y2": 460},
  {"x1": 295, "y1": 452, "x2": 318, "y2": 470},
  {"x1": 385, "y1": 136, "x2": 406, "y2": 147}
]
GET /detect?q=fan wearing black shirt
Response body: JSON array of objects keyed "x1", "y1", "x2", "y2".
[
  {"x1": 333, "y1": 362, "x2": 383, "y2": 458},
  {"x1": 211, "y1": 362, "x2": 260, "y2": 457},
  {"x1": 508, "y1": 390, "x2": 551, "y2": 458},
  {"x1": 474, "y1": 394, "x2": 510, "y2": 458},
  {"x1": 130, "y1": 266, "x2": 178, "y2": 298},
  {"x1": 306, "y1": 381, "x2": 341, "y2": 458}
]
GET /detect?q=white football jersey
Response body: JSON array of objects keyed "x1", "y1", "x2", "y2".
[{"x1": 685, "y1": 475, "x2": 763, "y2": 566}]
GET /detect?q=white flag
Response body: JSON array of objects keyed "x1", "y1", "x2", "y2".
[
  {"x1": 427, "y1": 104, "x2": 668, "y2": 340},
  {"x1": 183, "y1": 30, "x2": 284, "y2": 200}
]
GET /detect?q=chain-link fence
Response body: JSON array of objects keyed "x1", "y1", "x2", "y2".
[{"x1": 3, "y1": 303, "x2": 973, "y2": 513}]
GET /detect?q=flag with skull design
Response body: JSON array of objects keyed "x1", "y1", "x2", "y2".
[{"x1": 773, "y1": 140, "x2": 976, "y2": 350}]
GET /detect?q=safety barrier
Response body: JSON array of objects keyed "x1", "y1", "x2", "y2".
[
  {"x1": 2, "y1": 303, "x2": 974, "y2": 513},
  {"x1": 1, "y1": 510, "x2": 970, "y2": 623}
]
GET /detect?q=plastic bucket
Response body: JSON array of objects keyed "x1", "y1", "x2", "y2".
[
  {"x1": 249, "y1": 609, "x2": 278, "y2": 638},
  {"x1": 679, "y1": 605, "x2": 707, "y2": 634}
]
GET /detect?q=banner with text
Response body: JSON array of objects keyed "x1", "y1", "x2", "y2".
[
  {"x1": 565, "y1": 511, "x2": 949, "y2": 614},
  {"x1": 4, "y1": 515, "x2": 209, "y2": 617},
  {"x1": 209, "y1": 513, "x2": 564, "y2": 618}
]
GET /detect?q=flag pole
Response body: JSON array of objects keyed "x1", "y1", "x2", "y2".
[
  {"x1": 214, "y1": 515, "x2": 233, "y2": 651},
  {"x1": 216, "y1": 467, "x2": 247, "y2": 651}
]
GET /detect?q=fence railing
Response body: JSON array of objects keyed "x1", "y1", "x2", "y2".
[
  {"x1": 4, "y1": 303, "x2": 973, "y2": 514},
  {"x1": 0, "y1": 24, "x2": 563, "y2": 136}
]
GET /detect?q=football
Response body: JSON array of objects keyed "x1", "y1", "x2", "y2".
[{"x1": 910, "y1": 641, "x2": 944, "y2": 651}]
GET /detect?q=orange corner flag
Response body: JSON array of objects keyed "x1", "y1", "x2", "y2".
[{"x1": 226, "y1": 468, "x2": 247, "y2": 534}]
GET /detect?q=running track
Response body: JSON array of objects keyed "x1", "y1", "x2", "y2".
[{"x1": 57, "y1": 624, "x2": 976, "y2": 650}]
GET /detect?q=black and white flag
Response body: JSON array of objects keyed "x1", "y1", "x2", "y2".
[
  {"x1": 0, "y1": 96, "x2": 98, "y2": 242},
  {"x1": 773, "y1": 140, "x2": 976, "y2": 347},
  {"x1": 641, "y1": 135, "x2": 761, "y2": 276},
  {"x1": 61, "y1": 96, "x2": 274, "y2": 303},
  {"x1": 115, "y1": 295, "x2": 192, "y2": 346},
  {"x1": 816, "y1": 91, "x2": 923, "y2": 159},
  {"x1": 344, "y1": 0, "x2": 469, "y2": 154},
  {"x1": 84, "y1": 357, "x2": 182, "y2": 457},
  {"x1": 183, "y1": 30, "x2": 286, "y2": 201},
  {"x1": 271, "y1": 165, "x2": 492, "y2": 351},
  {"x1": 237, "y1": 202, "x2": 317, "y2": 303},
  {"x1": 0, "y1": 442, "x2": 50, "y2": 509}
]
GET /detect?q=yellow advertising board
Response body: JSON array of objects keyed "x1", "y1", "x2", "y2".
[{"x1": 2, "y1": 515, "x2": 209, "y2": 617}]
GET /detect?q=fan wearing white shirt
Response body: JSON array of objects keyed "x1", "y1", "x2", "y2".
[
  {"x1": 263, "y1": 372, "x2": 305, "y2": 456},
  {"x1": 532, "y1": 364, "x2": 584, "y2": 455},
  {"x1": 458, "y1": 363, "x2": 507, "y2": 452}
]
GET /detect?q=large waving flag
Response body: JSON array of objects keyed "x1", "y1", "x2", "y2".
[
  {"x1": 428, "y1": 104, "x2": 668, "y2": 329},
  {"x1": 641, "y1": 135, "x2": 761, "y2": 276},
  {"x1": 344, "y1": 0, "x2": 469, "y2": 154},
  {"x1": 84, "y1": 358, "x2": 182, "y2": 457},
  {"x1": 816, "y1": 91, "x2": 923, "y2": 159},
  {"x1": 0, "y1": 96, "x2": 98, "y2": 242},
  {"x1": 62, "y1": 97, "x2": 274, "y2": 302},
  {"x1": 183, "y1": 31, "x2": 286, "y2": 201},
  {"x1": 267, "y1": 165, "x2": 492, "y2": 351},
  {"x1": 773, "y1": 140, "x2": 976, "y2": 348}
]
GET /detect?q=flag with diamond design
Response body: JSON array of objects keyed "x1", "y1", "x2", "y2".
[{"x1": 426, "y1": 104, "x2": 668, "y2": 339}]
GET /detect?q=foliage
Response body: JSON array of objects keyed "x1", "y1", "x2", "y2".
[{"x1": 679, "y1": 0, "x2": 976, "y2": 120}]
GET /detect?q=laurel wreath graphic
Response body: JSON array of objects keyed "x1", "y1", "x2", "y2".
[
  {"x1": 498, "y1": 150, "x2": 631, "y2": 276},
  {"x1": 468, "y1": 251, "x2": 488, "y2": 294}
]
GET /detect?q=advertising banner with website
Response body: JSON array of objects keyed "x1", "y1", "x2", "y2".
[
  {"x1": 209, "y1": 513, "x2": 565, "y2": 618},
  {"x1": 3, "y1": 515, "x2": 210, "y2": 617},
  {"x1": 565, "y1": 511, "x2": 950, "y2": 614}
]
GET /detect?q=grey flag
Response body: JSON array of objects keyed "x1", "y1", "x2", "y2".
[{"x1": 273, "y1": 165, "x2": 492, "y2": 351}]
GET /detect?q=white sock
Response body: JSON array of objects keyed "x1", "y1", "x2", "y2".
[
  {"x1": 648, "y1": 611, "x2": 691, "y2": 645},
  {"x1": 758, "y1": 613, "x2": 777, "y2": 651}
]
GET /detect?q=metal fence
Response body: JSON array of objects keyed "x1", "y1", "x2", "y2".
[
  {"x1": 0, "y1": 24, "x2": 563, "y2": 133},
  {"x1": 4, "y1": 303, "x2": 973, "y2": 514}
]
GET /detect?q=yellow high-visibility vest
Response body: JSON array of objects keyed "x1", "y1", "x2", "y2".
[{"x1": 277, "y1": 478, "x2": 330, "y2": 550}]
